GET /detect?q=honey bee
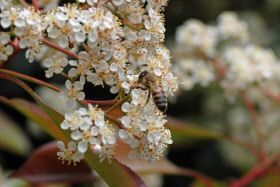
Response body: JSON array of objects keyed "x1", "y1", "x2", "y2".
[{"x1": 138, "y1": 70, "x2": 168, "y2": 113}]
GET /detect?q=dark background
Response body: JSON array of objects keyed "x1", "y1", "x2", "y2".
[{"x1": 1, "y1": 0, "x2": 280, "y2": 186}]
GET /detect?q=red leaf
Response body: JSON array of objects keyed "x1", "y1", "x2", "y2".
[{"x1": 12, "y1": 142, "x2": 96, "y2": 184}]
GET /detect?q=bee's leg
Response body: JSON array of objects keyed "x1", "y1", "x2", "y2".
[
  {"x1": 133, "y1": 85, "x2": 148, "y2": 90},
  {"x1": 140, "y1": 86, "x2": 148, "y2": 91},
  {"x1": 145, "y1": 89, "x2": 151, "y2": 104}
]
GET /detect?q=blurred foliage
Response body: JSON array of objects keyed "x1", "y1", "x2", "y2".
[{"x1": 0, "y1": 111, "x2": 31, "y2": 156}]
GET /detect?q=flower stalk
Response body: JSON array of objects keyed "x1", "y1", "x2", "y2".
[
  {"x1": 240, "y1": 92, "x2": 266, "y2": 161},
  {"x1": 230, "y1": 153, "x2": 280, "y2": 187},
  {"x1": 42, "y1": 39, "x2": 79, "y2": 59},
  {"x1": 32, "y1": 0, "x2": 40, "y2": 12}
]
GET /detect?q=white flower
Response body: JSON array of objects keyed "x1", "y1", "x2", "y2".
[
  {"x1": 0, "y1": 33, "x2": 13, "y2": 61},
  {"x1": 118, "y1": 95, "x2": 172, "y2": 161},
  {"x1": 217, "y1": 12, "x2": 249, "y2": 42},
  {"x1": 68, "y1": 51, "x2": 92, "y2": 78},
  {"x1": 57, "y1": 141, "x2": 84, "y2": 165},
  {"x1": 2, "y1": 7, "x2": 45, "y2": 62},
  {"x1": 59, "y1": 105, "x2": 117, "y2": 162},
  {"x1": 43, "y1": 54, "x2": 68, "y2": 78},
  {"x1": 175, "y1": 19, "x2": 218, "y2": 55},
  {"x1": 62, "y1": 78, "x2": 86, "y2": 108},
  {"x1": 60, "y1": 108, "x2": 88, "y2": 130},
  {"x1": 86, "y1": 72, "x2": 104, "y2": 86},
  {"x1": 0, "y1": 0, "x2": 11, "y2": 10}
]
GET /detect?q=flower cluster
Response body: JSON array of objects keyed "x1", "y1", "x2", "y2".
[
  {"x1": 175, "y1": 19, "x2": 218, "y2": 56},
  {"x1": 1, "y1": 6, "x2": 44, "y2": 62},
  {"x1": 174, "y1": 11, "x2": 280, "y2": 171},
  {"x1": 59, "y1": 88, "x2": 173, "y2": 163},
  {"x1": 175, "y1": 12, "x2": 280, "y2": 100},
  {"x1": 119, "y1": 89, "x2": 172, "y2": 161},
  {"x1": 174, "y1": 12, "x2": 250, "y2": 90},
  {"x1": 222, "y1": 45, "x2": 279, "y2": 91},
  {"x1": 0, "y1": 1, "x2": 177, "y2": 163},
  {"x1": 58, "y1": 105, "x2": 117, "y2": 163},
  {"x1": 0, "y1": 1, "x2": 177, "y2": 108}
]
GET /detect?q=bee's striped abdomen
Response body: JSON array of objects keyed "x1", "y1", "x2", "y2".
[{"x1": 152, "y1": 88, "x2": 167, "y2": 113}]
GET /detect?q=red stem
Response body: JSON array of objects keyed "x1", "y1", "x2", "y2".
[
  {"x1": 195, "y1": 50, "x2": 268, "y2": 161},
  {"x1": 81, "y1": 99, "x2": 117, "y2": 106},
  {"x1": 224, "y1": 136, "x2": 260, "y2": 160},
  {"x1": 240, "y1": 92, "x2": 266, "y2": 161},
  {"x1": 19, "y1": 0, "x2": 29, "y2": 7},
  {"x1": 195, "y1": 49, "x2": 228, "y2": 80},
  {"x1": 32, "y1": 0, "x2": 40, "y2": 12},
  {"x1": 42, "y1": 39, "x2": 79, "y2": 59},
  {"x1": 0, "y1": 68, "x2": 61, "y2": 92},
  {"x1": 261, "y1": 88, "x2": 280, "y2": 104},
  {"x1": 0, "y1": 69, "x2": 118, "y2": 107},
  {"x1": 230, "y1": 154, "x2": 279, "y2": 187},
  {"x1": 179, "y1": 168, "x2": 214, "y2": 187},
  {"x1": 11, "y1": 38, "x2": 20, "y2": 51}
]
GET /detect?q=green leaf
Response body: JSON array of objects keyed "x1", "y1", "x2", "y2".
[
  {"x1": 254, "y1": 173, "x2": 280, "y2": 187},
  {"x1": 191, "y1": 180, "x2": 227, "y2": 187},
  {"x1": 0, "y1": 110, "x2": 31, "y2": 155},
  {"x1": 0, "y1": 179, "x2": 30, "y2": 187},
  {"x1": 0, "y1": 73, "x2": 64, "y2": 125},
  {"x1": 0, "y1": 74, "x2": 147, "y2": 187},
  {"x1": 0, "y1": 97, "x2": 67, "y2": 142}
]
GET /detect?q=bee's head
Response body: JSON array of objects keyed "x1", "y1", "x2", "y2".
[{"x1": 138, "y1": 70, "x2": 149, "y2": 83}]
